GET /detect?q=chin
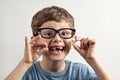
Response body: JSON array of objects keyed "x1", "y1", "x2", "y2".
[
  {"x1": 48, "y1": 56, "x2": 65, "y2": 62},
  {"x1": 43, "y1": 50, "x2": 68, "y2": 62}
]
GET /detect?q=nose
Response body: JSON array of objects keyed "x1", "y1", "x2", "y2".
[{"x1": 52, "y1": 34, "x2": 62, "y2": 43}]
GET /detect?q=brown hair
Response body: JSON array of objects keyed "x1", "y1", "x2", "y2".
[{"x1": 31, "y1": 6, "x2": 74, "y2": 35}]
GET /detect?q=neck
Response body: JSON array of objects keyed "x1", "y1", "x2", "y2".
[{"x1": 40, "y1": 59, "x2": 66, "y2": 72}]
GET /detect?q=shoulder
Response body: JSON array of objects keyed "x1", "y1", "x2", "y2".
[
  {"x1": 65, "y1": 60, "x2": 98, "y2": 79},
  {"x1": 65, "y1": 60, "x2": 95, "y2": 74},
  {"x1": 65, "y1": 60, "x2": 90, "y2": 75},
  {"x1": 22, "y1": 61, "x2": 40, "y2": 79},
  {"x1": 27, "y1": 61, "x2": 40, "y2": 72},
  {"x1": 66, "y1": 60, "x2": 88, "y2": 69}
]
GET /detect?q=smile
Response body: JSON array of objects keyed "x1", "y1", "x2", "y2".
[{"x1": 49, "y1": 46, "x2": 65, "y2": 51}]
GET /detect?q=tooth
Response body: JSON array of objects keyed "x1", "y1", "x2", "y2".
[
  {"x1": 51, "y1": 47, "x2": 56, "y2": 51},
  {"x1": 53, "y1": 48, "x2": 56, "y2": 50},
  {"x1": 50, "y1": 47, "x2": 64, "y2": 51},
  {"x1": 60, "y1": 47, "x2": 63, "y2": 49}
]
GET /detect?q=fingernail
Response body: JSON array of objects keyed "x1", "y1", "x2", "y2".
[{"x1": 72, "y1": 40, "x2": 75, "y2": 43}]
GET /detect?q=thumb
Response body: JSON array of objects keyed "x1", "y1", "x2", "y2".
[
  {"x1": 37, "y1": 47, "x2": 48, "y2": 56},
  {"x1": 72, "y1": 40, "x2": 81, "y2": 53}
]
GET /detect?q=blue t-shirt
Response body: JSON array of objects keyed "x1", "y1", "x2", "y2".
[{"x1": 22, "y1": 60, "x2": 99, "y2": 80}]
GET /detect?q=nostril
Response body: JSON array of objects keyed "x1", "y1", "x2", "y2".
[{"x1": 52, "y1": 34, "x2": 62, "y2": 42}]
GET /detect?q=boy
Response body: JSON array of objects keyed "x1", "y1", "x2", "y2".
[{"x1": 5, "y1": 6, "x2": 114, "y2": 80}]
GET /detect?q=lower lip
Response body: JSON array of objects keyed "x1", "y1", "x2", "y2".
[{"x1": 49, "y1": 50, "x2": 63, "y2": 55}]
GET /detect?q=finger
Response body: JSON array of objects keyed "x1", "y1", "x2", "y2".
[
  {"x1": 32, "y1": 42, "x2": 48, "y2": 50},
  {"x1": 30, "y1": 35, "x2": 41, "y2": 44},
  {"x1": 72, "y1": 41, "x2": 81, "y2": 53},
  {"x1": 80, "y1": 38, "x2": 85, "y2": 49},
  {"x1": 25, "y1": 36, "x2": 28, "y2": 47},
  {"x1": 82, "y1": 38, "x2": 89, "y2": 49},
  {"x1": 81, "y1": 38, "x2": 96, "y2": 49},
  {"x1": 75, "y1": 36, "x2": 81, "y2": 41},
  {"x1": 32, "y1": 47, "x2": 48, "y2": 60},
  {"x1": 84, "y1": 38, "x2": 89, "y2": 45},
  {"x1": 30, "y1": 35, "x2": 45, "y2": 47},
  {"x1": 37, "y1": 47, "x2": 48, "y2": 55},
  {"x1": 32, "y1": 42, "x2": 48, "y2": 55},
  {"x1": 74, "y1": 36, "x2": 81, "y2": 46},
  {"x1": 88, "y1": 39, "x2": 95, "y2": 47},
  {"x1": 24, "y1": 36, "x2": 33, "y2": 62},
  {"x1": 25, "y1": 36, "x2": 31, "y2": 50}
]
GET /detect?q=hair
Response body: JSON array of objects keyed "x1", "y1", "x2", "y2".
[{"x1": 31, "y1": 6, "x2": 74, "y2": 35}]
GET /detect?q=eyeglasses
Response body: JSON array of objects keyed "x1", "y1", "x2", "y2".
[{"x1": 34, "y1": 28, "x2": 76, "y2": 39}]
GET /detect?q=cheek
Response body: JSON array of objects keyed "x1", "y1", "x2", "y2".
[{"x1": 65, "y1": 39, "x2": 72, "y2": 50}]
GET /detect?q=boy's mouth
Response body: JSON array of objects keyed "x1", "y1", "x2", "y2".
[{"x1": 49, "y1": 46, "x2": 65, "y2": 52}]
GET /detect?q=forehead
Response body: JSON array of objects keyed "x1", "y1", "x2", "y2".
[{"x1": 40, "y1": 21, "x2": 72, "y2": 29}]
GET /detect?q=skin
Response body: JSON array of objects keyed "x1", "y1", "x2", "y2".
[
  {"x1": 32, "y1": 21, "x2": 72, "y2": 72},
  {"x1": 5, "y1": 21, "x2": 114, "y2": 80}
]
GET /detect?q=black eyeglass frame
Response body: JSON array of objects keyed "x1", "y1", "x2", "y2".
[{"x1": 33, "y1": 28, "x2": 76, "y2": 39}]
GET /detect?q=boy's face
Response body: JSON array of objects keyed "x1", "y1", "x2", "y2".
[{"x1": 36, "y1": 21, "x2": 75, "y2": 61}]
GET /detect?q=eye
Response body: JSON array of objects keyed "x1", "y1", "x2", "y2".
[
  {"x1": 42, "y1": 31, "x2": 55, "y2": 37},
  {"x1": 61, "y1": 31, "x2": 69, "y2": 35},
  {"x1": 59, "y1": 29, "x2": 73, "y2": 38},
  {"x1": 60, "y1": 31, "x2": 72, "y2": 37},
  {"x1": 46, "y1": 32, "x2": 53, "y2": 36}
]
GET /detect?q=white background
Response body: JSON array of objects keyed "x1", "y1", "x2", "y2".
[{"x1": 0, "y1": 0, "x2": 120, "y2": 80}]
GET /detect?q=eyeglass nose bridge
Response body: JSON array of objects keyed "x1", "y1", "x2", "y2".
[
  {"x1": 54, "y1": 29, "x2": 60, "y2": 34},
  {"x1": 52, "y1": 29, "x2": 62, "y2": 38}
]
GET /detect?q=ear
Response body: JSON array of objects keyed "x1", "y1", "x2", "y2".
[{"x1": 70, "y1": 35, "x2": 76, "y2": 49}]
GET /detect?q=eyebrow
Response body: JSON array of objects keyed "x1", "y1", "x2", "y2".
[{"x1": 40, "y1": 26, "x2": 71, "y2": 29}]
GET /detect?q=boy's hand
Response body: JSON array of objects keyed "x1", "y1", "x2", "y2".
[
  {"x1": 72, "y1": 36, "x2": 96, "y2": 59},
  {"x1": 23, "y1": 35, "x2": 48, "y2": 64}
]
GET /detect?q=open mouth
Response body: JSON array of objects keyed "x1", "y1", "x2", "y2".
[{"x1": 49, "y1": 46, "x2": 65, "y2": 51}]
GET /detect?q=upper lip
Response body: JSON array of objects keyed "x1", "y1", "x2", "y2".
[{"x1": 49, "y1": 45, "x2": 64, "y2": 48}]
